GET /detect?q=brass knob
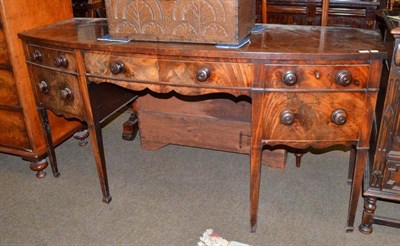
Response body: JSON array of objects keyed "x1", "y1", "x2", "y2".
[
  {"x1": 53, "y1": 54, "x2": 68, "y2": 68},
  {"x1": 280, "y1": 109, "x2": 295, "y2": 126},
  {"x1": 282, "y1": 70, "x2": 297, "y2": 86},
  {"x1": 331, "y1": 109, "x2": 347, "y2": 125},
  {"x1": 195, "y1": 67, "x2": 211, "y2": 82},
  {"x1": 110, "y1": 61, "x2": 125, "y2": 75},
  {"x1": 38, "y1": 80, "x2": 48, "y2": 93},
  {"x1": 336, "y1": 70, "x2": 352, "y2": 86},
  {"x1": 60, "y1": 88, "x2": 73, "y2": 101},
  {"x1": 32, "y1": 49, "x2": 42, "y2": 62}
]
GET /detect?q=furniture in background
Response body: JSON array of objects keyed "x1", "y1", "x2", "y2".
[
  {"x1": 19, "y1": 18, "x2": 385, "y2": 232},
  {"x1": 256, "y1": 0, "x2": 380, "y2": 29},
  {"x1": 259, "y1": 0, "x2": 330, "y2": 25},
  {"x1": 0, "y1": 0, "x2": 83, "y2": 178},
  {"x1": 359, "y1": 9, "x2": 400, "y2": 234},
  {"x1": 72, "y1": 0, "x2": 105, "y2": 17}
]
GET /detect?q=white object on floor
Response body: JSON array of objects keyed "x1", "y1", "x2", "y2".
[{"x1": 197, "y1": 229, "x2": 250, "y2": 246}]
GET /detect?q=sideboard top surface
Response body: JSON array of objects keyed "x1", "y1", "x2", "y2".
[{"x1": 18, "y1": 18, "x2": 386, "y2": 60}]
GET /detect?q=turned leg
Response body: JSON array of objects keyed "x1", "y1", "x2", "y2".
[
  {"x1": 30, "y1": 159, "x2": 48, "y2": 178},
  {"x1": 88, "y1": 121, "x2": 111, "y2": 203},
  {"x1": 347, "y1": 146, "x2": 356, "y2": 185},
  {"x1": 73, "y1": 128, "x2": 89, "y2": 146},
  {"x1": 38, "y1": 104, "x2": 60, "y2": 178},
  {"x1": 122, "y1": 111, "x2": 138, "y2": 141},
  {"x1": 346, "y1": 148, "x2": 367, "y2": 232},
  {"x1": 295, "y1": 153, "x2": 303, "y2": 168},
  {"x1": 359, "y1": 196, "x2": 377, "y2": 234}
]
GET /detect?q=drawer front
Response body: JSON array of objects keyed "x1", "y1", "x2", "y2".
[
  {"x1": 0, "y1": 69, "x2": 19, "y2": 106},
  {"x1": 31, "y1": 66, "x2": 84, "y2": 118},
  {"x1": 84, "y1": 52, "x2": 253, "y2": 88},
  {"x1": 0, "y1": 108, "x2": 30, "y2": 149},
  {"x1": 260, "y1": 92, "x2": 365, "y2": 141},
  {"x1": 0, "y1": 29, "x2": 10, "y2": 65},
  {"x1": 263, "y1": 65, "x2": 370, "y2": 89},
  {"x1": 27, "y1": 45, "x2": 77, "y2": 72}
]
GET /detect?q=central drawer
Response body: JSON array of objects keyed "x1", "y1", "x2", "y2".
[
  {"x1": 84, "y1": 52, "x2": 254, "y2": 89},
  {"x1": 31, "y1": 66, "x2": 84, "y2": 118},
  {"x1": 260, "y1": 92, "x2": 366, "y2": 141}
]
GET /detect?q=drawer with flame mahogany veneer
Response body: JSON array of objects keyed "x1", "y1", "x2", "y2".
[
  {"x1": 30, "y1": 65, "x2": 84, "y2": 118},
  {"x1": 262, "y1": 64, "x2": 371, "y2": 89},
  {"x1": 84, "y1": 52, "x2": 254, "y2": 90},
  {"x1": 27, "y1": 44, "x2": 77, "y2": 73}
]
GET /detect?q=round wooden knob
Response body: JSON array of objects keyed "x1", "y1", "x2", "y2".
[
  {"x1": 195, "y1": 67, "x2": 211, "y2": 82},
  {"x1": 53, "y1": 54, "x2": 68, "y2": 67},
  {"x1": 282, "y1": 70, "x2": 297, "y2": 86},
  {"x1": 331, "y1": 109, "x2": 347, "y2": 125},
  {"x1": 280, "y1": 109, "x2": 295, "y2": 126},
  {"x1": 60, "y1": 88, "x2": 73, "y2": 101},
  {"x1": 336, "y1": 70, "x2": 352, "y2": 86},
  {"x1": 38, "y1": 80, "x2": 48, "y2": 93},
  {"x1": 32, "y1": 49, "x2": 42, "y2": 62},
  {"x1": 110, "y1": 61, "x2": 125, "y2": 75}
]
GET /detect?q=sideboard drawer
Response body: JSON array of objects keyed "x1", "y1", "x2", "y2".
[
  {"x1": 263, "y1": 64, "x2": 370, "y2": 89},
  {"x1": 31, "y1": 66, "x2": 84, "y2": 118},
  {"x1": 260, "y1": 92, "x2": 365, "y2": 141},
  {"x1": 84, "y1": 52, "x2": 253, "y2": 88},
  {"x1": 27, "y1": 45, "x2": 77, "y2": 72}
]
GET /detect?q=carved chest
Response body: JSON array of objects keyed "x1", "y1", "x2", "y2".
[{"x1": 104, "y1": 0, "x2": 255, "y2": 44}]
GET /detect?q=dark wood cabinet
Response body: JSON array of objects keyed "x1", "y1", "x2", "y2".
[
  {"x1": 0, "y1": 0, "x2": 83, "y2": 177},
  {"x1": 256, "y1": 0, "x2": 380, "y2": 29},
  {"x1": 359, "y1": 9, "x2": 400, "y2": 234}
]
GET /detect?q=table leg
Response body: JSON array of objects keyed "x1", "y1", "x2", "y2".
[
  {"x1": 88, "y1": 121, "x2": 111, "y2": 203},
  {"x1": 250, "y1": 144, "x2": 262, "y2": 233},
  {"x1": 38, "y1": 104, "x2": 60, "y2": 178},
  {"x1": 346, "y1": 147, "x2": 367, "y2": 232},
  {"x1": 359, "y1": 196, "x2": 377, "y2": 234}
]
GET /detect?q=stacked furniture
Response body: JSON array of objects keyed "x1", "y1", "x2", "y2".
[
  {"x1": 0, "y1": 0, "x2": 83, "y2": 178},
  {"x1": 256, "y1": 0, "x2": 381, "y2": 29},
  {"x1": 359, "y1": 9, "x2": 400, "y2": 234}
]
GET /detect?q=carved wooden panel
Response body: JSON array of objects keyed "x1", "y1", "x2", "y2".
[
  {"x1": 383, "y1": 157, "x2": 400, "y2": 190},
  {"x1": 371, "y1": 78, "x2": 400, "y2": 189},
  {"x1": 105, "y1": 0, "x2": 255, "y2": 44}
]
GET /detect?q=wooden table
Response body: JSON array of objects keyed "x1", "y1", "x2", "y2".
[{"x1": 19, "y1": 18, "x2": 385, "y2": 232}]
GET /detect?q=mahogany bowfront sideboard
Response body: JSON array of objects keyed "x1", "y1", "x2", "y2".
[{"x1": 18, "y1": 18, "x2": 386, "y2": 232}]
